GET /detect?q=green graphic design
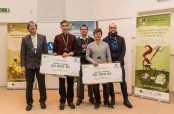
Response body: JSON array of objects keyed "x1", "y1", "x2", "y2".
[{"x1": 135, "y1": 14, "x2": 170, "y2": 93}]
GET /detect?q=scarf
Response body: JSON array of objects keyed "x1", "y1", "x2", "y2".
[{"x1": 108, "y1": 32, "x2": 118, "y2": 51}]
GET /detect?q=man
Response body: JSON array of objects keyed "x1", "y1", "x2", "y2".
[
  {"x1": 86, "y1": 28, "x2": 114, "y2": 110},
  {"x1": 76, "y1": 24, "x2": 95, "y2": 106},
  {"x1": 53, "y1": 20, "x2": 77, "y2": 110},
  {"x1": 20, "y1": 21, "x2": 48, "y2": 111},
  {"x1": 102, "y1": 23, "x2": 132, "y2": 108}
]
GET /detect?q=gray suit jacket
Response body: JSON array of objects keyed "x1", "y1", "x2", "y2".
[{"x1": 20, "y1": 34, "x2": 48, "y2": 69}]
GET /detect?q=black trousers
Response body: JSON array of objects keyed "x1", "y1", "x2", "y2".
[
  {"x1": 77, "y1": 68, "x2": 94, "y2": 100},
  {"x1": 59, "y1": 76, "x2": 74, "y2": 104},
  {"x1": 109, "y1": 65, "x2": 128, "y2": 99},
  {"x1": 26, "y1": 68, "x2": 46, "y2": 104},
  {"x1": 93, "y1": 84, "x2": 109, "y2": 104}
]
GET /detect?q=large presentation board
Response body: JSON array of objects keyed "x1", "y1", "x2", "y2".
[{"x1": 98, "y1": 18, "x2": 133, "y2": 95}]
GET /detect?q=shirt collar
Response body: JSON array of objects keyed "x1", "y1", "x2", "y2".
[
  {"x1": 30, "y1": 34, "x2": 37, "y2": 37},
  {"x1": 80, "y1": 36, "x2": 89, "y2": 39}
]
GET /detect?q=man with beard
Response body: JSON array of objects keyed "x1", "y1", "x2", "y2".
[{"x1": 76, "y1": 24, "x2": 95, "y2": 106}]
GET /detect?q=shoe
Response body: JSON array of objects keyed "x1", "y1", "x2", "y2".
[
  {"x1": 40, "y1": 102, "x2": 46, "y2": 109},
  {"x1": 124, "y1": 99, "x2": 132, "y2": 108},
  {"x1": 110, "y1": 96, "x2": 115, "y2": 105},
  {"x1": 104, "y1": 102, "x2": 114, "y2": 109},
  {"x1": 26, "y1": 104, "x2": 32, "y2": 111},
  {"x1": 69, "y1": 103, "x2": 75, "y2": 109},
  {"x1": 89, "y1": 99, "x2": 96, "y2": 105},
  {"x1": 76, "y1": 100, "x2": 82, "y2": 106},
  {"x1": 59, "y1": 103, "x2": 65, "y2": 110},
  {"x1": 94, "y1": 103, "x2": 100, "y2": 110}
]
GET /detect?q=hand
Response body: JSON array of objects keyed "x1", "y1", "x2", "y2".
[
  {"x1": 92, "y1": 61, "x2": 98, "y2": 67},
  {"x1": 22, "y1": 67, "x2": 26, "y2": 74},
  {"x1": 62, "y1": 52, "x2": 70, "y2": 58}
]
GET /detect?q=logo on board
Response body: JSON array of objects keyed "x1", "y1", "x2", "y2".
[
  {"x1": 69, "y1": 23, "x2": 75, "y2": 29},
  {"x1": 47, "y1": 42, "x2": 54, "y2": 50},
  {"x1": 10, "y1": 24, "x2": 16, "y2": 30},
  {"x1": 139, "y1": 18, "x2": 146, "y2": 26}
]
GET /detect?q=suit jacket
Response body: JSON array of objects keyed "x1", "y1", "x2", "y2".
[
  {"x1": 76, "y1": 37, "x2": 94, "y2": 63},
  {"x1": 53, "y1": 33, "x2": 77, "y2": 55},
  {"x1": 20, "y1": 34, "x2": 48, "y2": 69},
  {"x1": 102, "y1": 35, "x2": 126, "y2": 66}
]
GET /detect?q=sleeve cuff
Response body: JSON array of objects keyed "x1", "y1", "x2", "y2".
[{"x1": 69, "y1": 52, "x2": 74, "y2": 56}]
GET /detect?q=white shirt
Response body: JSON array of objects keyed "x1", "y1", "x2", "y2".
[{"x1": 31, "y1": 34, "x2": 37, "y2": 49}]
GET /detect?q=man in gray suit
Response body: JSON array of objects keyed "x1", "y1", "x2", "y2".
[{"x1": 20, "y1": 21, "x2": 48, "y2": 111}]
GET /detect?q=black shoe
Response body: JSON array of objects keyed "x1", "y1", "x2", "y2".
[
  {"x1": 26, "y1": 104, "x2": 32, "y2": 111},
  {"x1": 89, "y1": 99, "x2": 96, "y2": 105},
  {"x1": 94, "y1": 104, "x2": 100, "y2": 110},
  {"x1": 40, "y1": 102, "x2": 46, "y2": 109},
  {"x1": 59, "y1": 103, "x2": 65, "y2": 110},
  {"x1": 104, "y1": 102, "x2": 114, "y2": 109},
  {"x1": 110, "y1": 96, "x2": 115, "y2": 105},
  {"x1": 69, "y1": 103, "x2": 75, "y2": 109},
  {"x1": 124, "y1": 99, "x2": 132, "y2": 108},
  {"x1": 76, "y1": 100, "x2": 82, "y2": 106}
]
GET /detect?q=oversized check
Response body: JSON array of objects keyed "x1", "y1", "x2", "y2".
[
  {"x1": 82, "y1": 63, "x2": 122, "y2": 84},
  {"x1": 40, "y1": 54, "x2": 80, "y2": 77}
]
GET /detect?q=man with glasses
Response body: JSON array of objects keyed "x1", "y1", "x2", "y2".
[{"x1": 20, "y1": 21, "x2": 48, "y2": 111}]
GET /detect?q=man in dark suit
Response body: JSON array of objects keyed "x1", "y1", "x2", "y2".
[
  {"x1": 76, "y1": 24, "x2": 95, "y2": 106},
  {"x1": 102, "y1": 23, "x2": 132, "y2": 108},
  {"x1": 53, "y1": 20, "x2": 77, "y2": 110},
  {"x1": 20, "y1": 21, "x2": 48, "y2": 111}
]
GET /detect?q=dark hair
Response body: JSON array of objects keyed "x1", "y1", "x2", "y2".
[
  {"x1": 60, "y1": 20, "x2": 69, "y2": 25},
  {"x1": 80, "y1": 24, "x2": 88, "y2": 30},
  {"x1": 27, "y1": 21, "x2": 37, "y2": 29},
  {"x1": 93, "y1": 28, "x2": 102, "y2": 36}
]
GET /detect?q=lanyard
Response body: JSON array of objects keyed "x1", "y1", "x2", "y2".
[
  {"x1": 95, "y1": 42, "x2": 102, "y2": 55},
  {"x1": 62, "y1": 34, "x2": 69, "y2": 48},
  {"x1": 83, "y1": 38, "x2": 88, "y2": 46}
]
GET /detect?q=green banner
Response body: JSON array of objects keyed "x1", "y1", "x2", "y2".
[
  {"x1": 134, "y1": 14, "x2": 170, "y2": 101},
  {"x1": 7, "y1": 23, "x2": 29, "y2": 89}
]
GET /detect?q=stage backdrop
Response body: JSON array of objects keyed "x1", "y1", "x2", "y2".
[
  {"x1": 7, "y1": 23, "x2": 29, "y2": 89},
  {"x1": 134, "y1": 13, "x2": 170, "y2": 102}
]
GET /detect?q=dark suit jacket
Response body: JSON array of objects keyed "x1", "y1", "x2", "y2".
[
  {"x1": 53, "y1": 33, "x2": 77, "y2": 55},
  {"x1": 20, "y1": 34, "x2": 48, "y2": 69},
  {"x1": 76, "y1": 37, "x2": 94, "y2": 63},
  {"x1": 103, "y1": 35, "x2": 126, "y2": 66}
]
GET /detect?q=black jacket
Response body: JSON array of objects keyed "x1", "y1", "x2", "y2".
[
  {"x1": 102, "y1": 35, "x2": 126, "y2": 66},
  {"x1": 76, "y1": 37, "x2": 94, "y2": 63}
]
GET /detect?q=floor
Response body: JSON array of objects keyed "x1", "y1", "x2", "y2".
[{"x1": 0, "y1": 87, "x2": 174, "y2": 114}]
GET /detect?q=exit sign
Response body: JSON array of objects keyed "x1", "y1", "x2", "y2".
[{"x1": 0, "y1": 8, "x2": 10, "y2": 12}]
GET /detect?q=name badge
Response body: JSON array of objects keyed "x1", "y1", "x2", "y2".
[{"x1": 97, "y1": 56, "x2": 101, "y2": 59}]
